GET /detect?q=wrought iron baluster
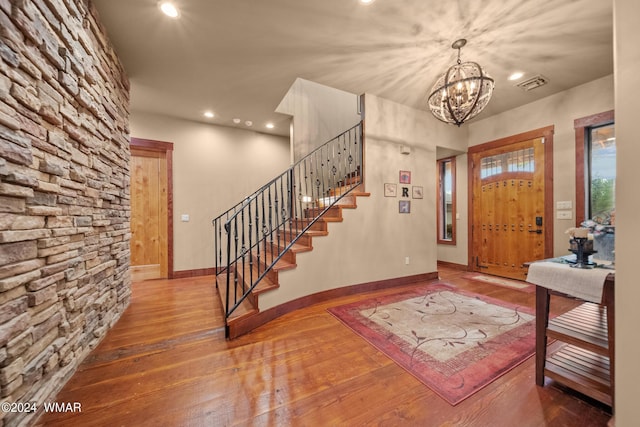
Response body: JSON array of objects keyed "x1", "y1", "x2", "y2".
[
  {"x1": 232, "y1": 218, "x2": 239, "y2": 315},
  {"x1": 330, "y1": 141, "x2": 335, "y2": 199},
  {"x1": 240, "y1": 209, "x2": 246, "y2": 301},
  {"x1": 314, "y1": 150, "x2": 320, "y2": 213},
  {"x1": 321, "y1": 145, "x2": 326, "y2": 200},
  {"x1": 350, "y1": 129, "x2": 354, "y2": 184},
  {"x1": 260, "y1": 191, "x2": 266, "y2": 278},
  {"x1": 248, "y1": 199, "x2": 254, "y2": 290},
  {"x1": 287, "y1": 168, "x2": 293, "y2": 243},
  {"x1": 268, "y1": 187, "x2": 274, "y2": 266},
  {"x1": 213, "y1": 219, "x2": 218, "y2": 275},
  {"x1": 273, "y1": 180, "x2": 278, "y2": 254},
  {"x1": 343, "y1": 131, "x2": 348, "y2": 188},
  {"x1": 282, "y1": 175, "x2": 286, "y2": 243}
]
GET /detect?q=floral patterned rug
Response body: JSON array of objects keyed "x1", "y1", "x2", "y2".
[{"x1": 328, "y1": 283, "x2": 535, "y2": 405}]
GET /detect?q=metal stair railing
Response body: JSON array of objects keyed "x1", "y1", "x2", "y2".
[{"x1": 212, "y1": 121, "x2": 363, "y2": 326}]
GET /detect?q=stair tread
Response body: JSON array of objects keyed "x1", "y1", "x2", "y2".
[
  {"x1": 290, "y1": 228, "x2": 329, "y2": 237},
  {"x1": 305, "y1": 206, "x2": 343, "y2": 217},
  {"x1": 236, "y1": 262, "x2": 280, "y2": 295},
  {"x1": 267, "y1": 238, "x2": 313, "y2": 253},
  {"x1": 253, "y1": 255, "x2": 296, "y2": 272},
  {"x1": 215, "y1": 273, "x2": 258, "y2": 321},
  {"x1": 320, "y1": 217, "x2": 343, "y2": 222}
]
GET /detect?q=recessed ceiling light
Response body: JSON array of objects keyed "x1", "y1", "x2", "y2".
[
  {"x1": 265, "y1": 123, "x2": 274, "y2": 129},
  {"x1": 203, "y1": 111, "x2": 214, "y2": 118},
  {"x1": 232, "y1": 118, "x2": 241, "y2": 124},
  {"x1": 159, "y1": 2, "x2": 180, "y2": 18},
  {"x1": 508, "y1": 72, "x2": 524, "y2": 81},
  {"x1": 360, "y1": 0, "x2": 375, "y2": 4},
  {"x1": 245, "y1": 121, "x2": 253, "y2": 127}
]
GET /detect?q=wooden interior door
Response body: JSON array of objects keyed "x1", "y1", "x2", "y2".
[
  {"x1": 470, "y1": 137, "x2": 548, "y2": 280},
  {"x1": 130, "y1": 147, "x2": 169, "y2": 281}
]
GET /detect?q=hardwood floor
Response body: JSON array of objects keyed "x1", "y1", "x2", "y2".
[{"x1": 35, "y1": 265, "x2": 612, "y2": 426}]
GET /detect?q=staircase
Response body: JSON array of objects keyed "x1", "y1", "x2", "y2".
[{"x1": 212, "y1": 122, "x2": 368, "y2": 338}]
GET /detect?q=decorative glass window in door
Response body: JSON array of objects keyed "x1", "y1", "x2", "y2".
[{"x1": 480, "y1": 147, "x2": 535, "y2": 179}]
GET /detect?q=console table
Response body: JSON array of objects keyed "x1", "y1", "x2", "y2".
[{"x1": 526, "y1": 260, "x2": 615, "y2": 408}]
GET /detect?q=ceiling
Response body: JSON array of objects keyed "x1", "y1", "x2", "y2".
[{"x1": 92, "y1": 0, "x2": 613, "y2": 137}]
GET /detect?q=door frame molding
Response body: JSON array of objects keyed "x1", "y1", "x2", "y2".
[
  {"x1": 130, "y1": 137, "x2": 174, "y2": 279},
  {"x1": 467, "y1": 125, "x2": 555, "y2": 271}
]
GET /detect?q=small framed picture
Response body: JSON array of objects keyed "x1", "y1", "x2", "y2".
[
  {"x1": 412, "y1": 186, "x2": 423, "y2": 199},
  {"x1": 384, "y1": 183, "x2": 397, "y2": 197},
  {"x1": 399, "y1": 200, "x2": 411, "y2": 214},
  {"x1": 399, "y1": 170, "x2": 411, "y2": 184}
]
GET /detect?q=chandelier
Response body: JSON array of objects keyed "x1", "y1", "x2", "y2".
[{"x1": 427, "y1": 39, "x2": 495, "y2": 126}]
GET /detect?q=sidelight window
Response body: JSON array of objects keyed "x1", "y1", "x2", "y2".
[
  {"x1": 437, "y1": 157, "x2": 456, "y2": 244},
  {"x1": 587, "y1": 124, "x2": 616, "y2": 224},
  {"x1": 574, "y1": 111, "x2": 615, "y2": 226}
]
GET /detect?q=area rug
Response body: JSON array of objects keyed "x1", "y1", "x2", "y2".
[
  {"x1": 328, "y1": 283, "x2": 535, "y2": 405},
  {"x1": 462, "y1": 273, "x2": 535, "y2": 294}
]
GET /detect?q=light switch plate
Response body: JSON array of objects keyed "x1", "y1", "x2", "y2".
[
  {"x1": 181, "y1": 214, "x2": 190, "y2": 222},
  {"x1": 556, "y1": 210, "x2": 572, "y2": 220},
  {"x1": 557, "y1": 200, "x2": 573, "y2": 210}
]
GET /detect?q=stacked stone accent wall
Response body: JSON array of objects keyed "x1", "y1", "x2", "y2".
[{"x1": 0, "y1": 1, "x2": 130, "y2": 425}]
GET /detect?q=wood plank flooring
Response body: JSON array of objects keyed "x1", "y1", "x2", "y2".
[{"x1": 35, "y1": 266, "x2": 612, "y2": 426}]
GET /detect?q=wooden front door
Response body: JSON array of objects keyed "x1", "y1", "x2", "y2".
[
  {"x1": 470, "y1": 130, "x2": 553, "y2": 280},
  {"x1": 130, "y1": 138, "x2": 173, "y2": 281}
]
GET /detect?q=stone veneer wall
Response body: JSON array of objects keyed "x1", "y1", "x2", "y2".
[{"x1": 0, "y1": 1, "x2": 130, "y2": 426}]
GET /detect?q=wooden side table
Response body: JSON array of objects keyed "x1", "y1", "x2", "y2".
[{"x1": 535, "y1": 274, "x2": 615, "y2": 407}]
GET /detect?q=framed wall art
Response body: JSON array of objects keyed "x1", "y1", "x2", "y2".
[
  {"x1": 384, "y1": 183, "x2": 397, "y2": 197},
  {"x1": 399, "y1": 170, "x2": 411, "y2": 184},
  {"x1": 399, "y1": 200, "x2": 411, "y2": 214},
  {"x1": 412, "y1": 186, "x2": 423, "y2": 199}
]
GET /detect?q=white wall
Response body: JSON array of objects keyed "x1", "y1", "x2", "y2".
[
  {"x1": 465, "y1": 75, "x2": 614, "y2": 258},
  {"x1": 276, "y1": 78, "x2": 362, "y2": 161},
  {"x1": 613, "y1": 0, "x2": 640, "y2": 423},
  {"x1": 260, "y1": 94, "x2": 461, "y2": 309},
  {"x1": 130, "y1": 112, "x2": 290, "y2": 272}
]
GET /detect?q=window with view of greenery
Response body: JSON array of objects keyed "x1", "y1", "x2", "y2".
[
  {"x1": 574, "y1": 111, "x2": 615, "y2": 227},
  {"x1": 588, "y1": 123, "x2": 615, "y2": 224}
]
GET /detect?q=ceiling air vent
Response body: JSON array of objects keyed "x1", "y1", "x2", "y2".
[{"x1": 515, "y1": 75, "x2": 549, "y2": 91}]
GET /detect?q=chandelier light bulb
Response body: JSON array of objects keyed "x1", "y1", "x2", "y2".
[{"x1": 159, "y1": 2, "x2": 179, "y2": 18}]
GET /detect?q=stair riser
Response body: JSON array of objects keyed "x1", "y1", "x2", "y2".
[
  {"x1": 317, "y1": 195, "x2": 356, "y2": 208},
  {"x1": 283, "y1": 233, "x2": 312, "y2": 247},
  {"x1": 305, "y1": 207, "x2": 342, "y2": 219},
  {"x1": 290, "y1": 220, "x2": 327, "y2": 232}
]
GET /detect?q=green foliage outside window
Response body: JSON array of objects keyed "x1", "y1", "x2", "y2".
[{"x1": 590, "y1": 176, "x2": 615, "y2": 224}]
